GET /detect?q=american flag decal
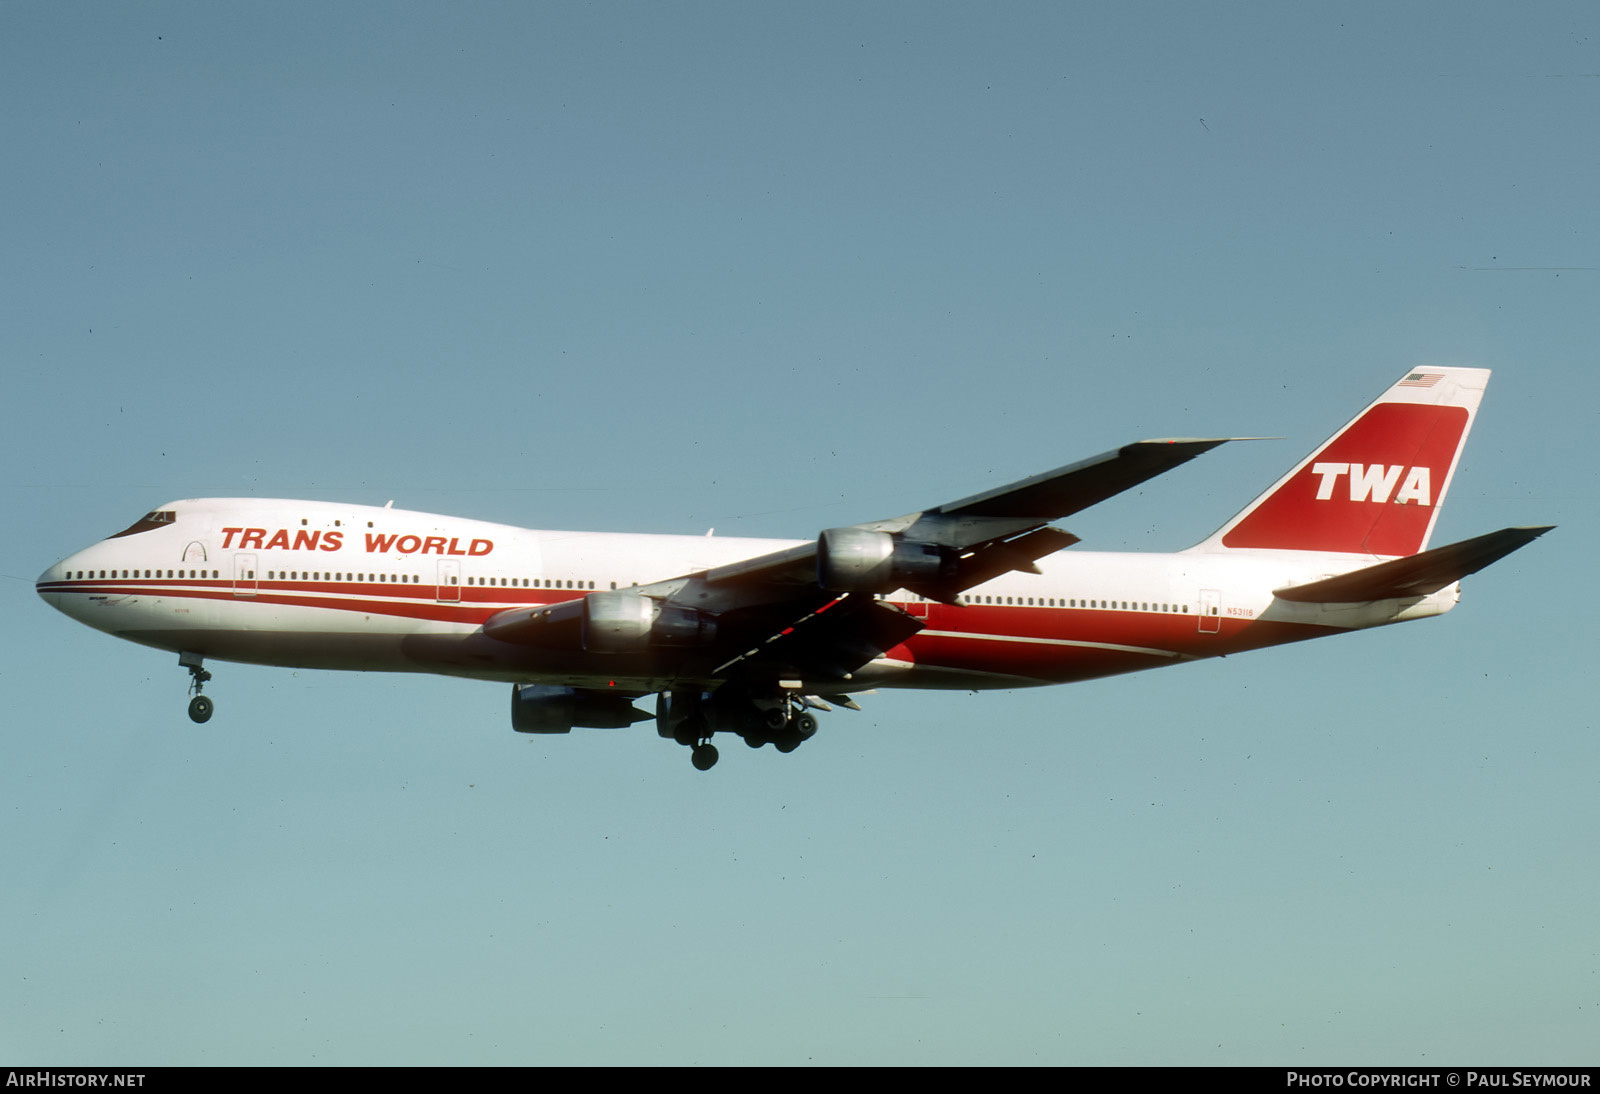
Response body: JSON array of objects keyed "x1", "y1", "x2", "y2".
[{"x1": 1397, "y1": 372, "x2": 1444, "y2": 389}]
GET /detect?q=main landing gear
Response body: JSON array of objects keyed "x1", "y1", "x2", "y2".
[
  {"x1": 658, "y1": 688, "x2": 830, "y2": 771},
  {"x1": 691, "y1": 742, "x2": 719, "y2": 772},
  {"x1": 180, "y1": 651, "x2": 213, "y2": 724}
]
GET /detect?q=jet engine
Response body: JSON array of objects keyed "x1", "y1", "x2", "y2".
[
  {"x1": 816, "y1": 527, "x2": 949, "y2": 593},
  {"x1": 581, "y1": 589, "x2": 715, "y2": 652},
  {"x1": 510, "y1": 684, "x2": 651, "y2": 733}
]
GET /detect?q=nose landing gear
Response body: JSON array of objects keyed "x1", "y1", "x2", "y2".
[{"x1": 180, "y1": 651, "x2": 213, "y2": 724}]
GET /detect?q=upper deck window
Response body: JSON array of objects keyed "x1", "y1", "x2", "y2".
[{"x1": 109, "y1": 511, "x2": 176, "y2": 538}]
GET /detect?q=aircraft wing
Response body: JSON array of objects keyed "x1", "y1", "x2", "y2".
[
  {"x1": 486, "y1": 438, "x2": 1232, "y2": 683},
  {"x1": 697, "y1": 437, "x2": 1232, "y2": 597},
  {"x1": 896, "y1": 437, "x2": 1238, "y2": 531}
]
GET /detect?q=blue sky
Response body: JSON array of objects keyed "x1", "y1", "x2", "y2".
[{"x1": 3, "y1": 1, "x2": 1595, "y2": 1065}]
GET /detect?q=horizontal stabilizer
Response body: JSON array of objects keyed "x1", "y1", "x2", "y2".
[{"x1": 1273, "y1": 525, "x2": 1553, "y2": 603}]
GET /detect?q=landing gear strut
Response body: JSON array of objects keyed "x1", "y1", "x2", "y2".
[
  {"x1": 658, "y1": 688, "x2": 829, "y2": 770},
  {"x1": 658, "y1": 693, "x2": 719, "y2": 770},
  {"x1": 180, "y1": 651, "x2": 213, "y2": 724},
  {"x1": 774, "y1": 709, "x2": 818, "y2": 753},
  {"x1": 747, "y1": 694, "x2": 821, "y2": 754}
]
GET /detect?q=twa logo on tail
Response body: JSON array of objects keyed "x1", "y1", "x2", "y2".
[
  {"x1": 1199, "y1": 368, "x2": 1487, "y2": 557},
  {"x1": 1311, "y1": 462, "x2": 1432, "y2": 506}
]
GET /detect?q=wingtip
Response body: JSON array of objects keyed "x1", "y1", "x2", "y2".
[
  {"x1": 1133, "y1": 436, "x2": 1233, "y2": 445},
  {"x1": 1130, "y1": 436, "x2": 1279, "y2": 447}
]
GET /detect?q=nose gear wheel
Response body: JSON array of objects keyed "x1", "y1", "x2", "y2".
[{"x1": 181, "y1": 652, "x2": 214, "y2": 724}]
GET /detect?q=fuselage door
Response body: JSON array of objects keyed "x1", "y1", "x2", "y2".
[
  {"x1": 1198, "y1": 588, "x2": 1221, "y2": 633},
  {"x1": 234, "y1": 553, "x2": 258, "y2": 598},
  {"x1": 437, "y1": 560, "x2": 461, "y2": 602}
]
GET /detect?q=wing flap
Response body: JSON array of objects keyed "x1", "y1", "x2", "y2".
[
  {"x1": 713, "y1": 594, "x2": 923, "y2": 679},
  {"x1": 908, "y1": 526, "x2": 1081, "y2": 603}
]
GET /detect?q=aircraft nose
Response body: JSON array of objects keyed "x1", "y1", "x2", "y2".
[
  {"x1": 38, "y1": 553, "x2": 118, "y2": 631},
  {"x1": 37, "y1": 556, "x2": 81, "y2": 611},
  {"x1": 38, "y1": 560, "x2": 66, "y2": 596}
]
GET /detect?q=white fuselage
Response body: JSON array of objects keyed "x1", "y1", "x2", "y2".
[{"x1": 36, "y1": 497, "x2": 1455, "y2": 694}]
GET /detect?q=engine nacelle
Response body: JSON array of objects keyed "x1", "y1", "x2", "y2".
[
  {"x1": 652, "y1": 603, "x2": 717, "y2": 646},
  {"x1": 581, "y1": 590, "x2": 716, "y2": 652},
  {"x1": 510, "y1": 684, "x2": 649, "y2": 733},
  {"x1": 582, "y1": 589, "x2": 655, "y2": 651},
  {"x1": 817, "y1": 527, "x2": 948, "y2": 593}
]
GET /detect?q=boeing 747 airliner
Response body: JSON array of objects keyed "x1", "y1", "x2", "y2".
[{"x1": 37, "y1": 368, "x2": 1549, "y2": 769}]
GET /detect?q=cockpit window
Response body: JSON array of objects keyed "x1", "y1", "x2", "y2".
[{"x1": 109, "y1": 510, "x2": 176, "y2": 538}]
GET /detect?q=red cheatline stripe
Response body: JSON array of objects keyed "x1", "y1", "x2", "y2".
[
  {"x1": 38, "y1": 580, "x2": 574, "y2": 624},
  {"x1": 40, "y1": 580, "x2": 1278, "y2": 647}
]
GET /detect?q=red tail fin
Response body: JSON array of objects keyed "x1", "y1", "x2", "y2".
[{"x1": 1192, "y1": 368, "x2": 1488, "y2": 557}]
